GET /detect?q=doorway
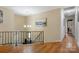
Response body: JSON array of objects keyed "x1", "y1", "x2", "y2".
[
  {"x1": 62, "y1": 7, "x2": 78, "y2": 49},
  {"x1": 64, "y1": 7, "x2": 75, "y2": 37},
  {"x1": 67, "y1": 19, "x2": 74, "y2": 34}
]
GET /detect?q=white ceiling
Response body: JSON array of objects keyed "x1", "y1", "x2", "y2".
[
  {"x1": 5, "y1": 6, "x2": 64, "y2": 16},
  {"x1": 64, "y1": 7, "x2": 75, "y2": 17}
]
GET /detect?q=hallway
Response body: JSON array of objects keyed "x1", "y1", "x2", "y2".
[
  {"x1": 0, "y1": 34, "x2": 78, "y2": 53},
  {"x1": 60, "y1": 34, "x2": 78, "y2": 52}
]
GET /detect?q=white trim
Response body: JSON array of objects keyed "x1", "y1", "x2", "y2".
[
  {"x1": 77, "y1": 23, "x2": 79, "y2": 47},
  {"x1": 60, "y1": 8, "x2": 65, "y2": 41},
  {"x1": 75, "y1": 7, "x2": 79, "y2": 47},
  {"x1": 75, "y1": 7, "x2": 78, "y2": 40}
]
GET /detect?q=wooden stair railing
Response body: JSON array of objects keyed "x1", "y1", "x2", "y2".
[{"x1": 0, "y1": 31, "x2": 44, "y2": 46}]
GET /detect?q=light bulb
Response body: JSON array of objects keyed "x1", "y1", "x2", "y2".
[
  {"x1": 24, "y1": 25, "x2": 26, "y2": 28},
  {"x1": 27, "y1": 25, "x2": 31, "y2": 27}
]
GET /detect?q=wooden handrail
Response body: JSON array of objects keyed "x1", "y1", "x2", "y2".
[{"x1": 0, "y1": 31, "x2": 44, "y2": 46}]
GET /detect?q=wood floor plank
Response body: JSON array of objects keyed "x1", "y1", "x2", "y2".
[{"x1": 0, "y1": 34, "x2": 78, "y2": 53}]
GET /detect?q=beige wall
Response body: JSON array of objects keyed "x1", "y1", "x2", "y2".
[
  {"x1": 0, "y1": 7, "x2": 16, "y2": 44},
  {"x1": 0, "y1": 7, "x2": 61, "y2": 43},
  {"x1": 0, "y1": 7, "x2": 26, "y2": 31},
  {"x1": 14, "y1": 15, "x2": 26, "y2": 31},
  {"x1": 25, "y1": 8, "x2": 61, "y2": 43},
  {"x1": 0, "y1": 7, "x2": 15, "y2": 31}
]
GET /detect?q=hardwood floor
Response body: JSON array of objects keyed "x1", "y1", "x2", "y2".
[
  {"x1": 0, "y1": 34, "x2": 78, "y2": 53},
  {"x1": 59, "y1": 34, "x2": 78, "y2": 53}
]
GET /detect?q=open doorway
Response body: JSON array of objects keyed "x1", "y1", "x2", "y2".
[
  {"x1": 62, "y1": 7, "x2": 78, "y2": 49},
  {"x1": 67, "y1": 15, "x2": 75, "y2": 36},
  {"x1": 64, "y1": 7, "x2": 75, "y2": 37}
]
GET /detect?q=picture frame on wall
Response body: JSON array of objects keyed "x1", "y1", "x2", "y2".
[
  {"x1": 35, "y1": 18, "x2": 47, "y2": 27},
  {"x1": 0, "y1": 10, "x2": 3, "y2": 23}
]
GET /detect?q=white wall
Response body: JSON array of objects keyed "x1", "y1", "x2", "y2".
[
  {"x1": 77, "y1": 23, "x2": 79, "y2": 47},
  {"x1": 60, "y1": 8, "x2": 65, "y2": 41},
  {"x1": 75, "y1": 7, "x2": 79, "y2": 47},
  {"x1": 14, "y1": 15, "x2": 26, "y2": 31},
  {"x1": 26, "y1": 8, "x2": 61, "y2": 43},
  {"x1": 76, "y1": 7, "x2": 79, "y2": 47},
  {"x1": 0, "y1": 7, "x2": 15, "y2": 31},
  {"x1": 0, "y1": 7, "x2": 15, "y2": 44}
]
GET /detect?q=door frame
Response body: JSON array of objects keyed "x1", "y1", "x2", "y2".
[
  {"x1": 60, "y1": 7, "x2": 78, "y2": 43},
  {"x1": 60, "y1": 8, "x2": 65, "y2": 41}
]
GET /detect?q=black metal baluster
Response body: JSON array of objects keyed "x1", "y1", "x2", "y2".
[
  {"x1": 17, "y1": 31, "x2": 18, "y2": 45},
  {"x1": 0, "y1": 32, "x2": 1, "y2": 44},
  {"x1": 19, "y1": 32, "x2": 20, "y2": 44},
  {"x1": 13, "y1": 32, "x2": 15, "y2": 44},
  {"x1": 20, "y1": 32, "x2": 22, "y2": 44},
  {"x1": 21, "y1": 31, "x2": 22, "y2": 44},
  {"x1": 15, "y1": 32, "x2": 17, "y2": 46},
  {"x1": 11, "y1": 32, "x2": 13, "y2": 44},
  {"x1": 21, "y1": 31, "x2": 23, "y2": 44},
  {"x1": 11, "y1": 32, "x2": 12, "y2": 44},
  {"x1": 2, "y1": 32, "x2": 4, "y2": 44},
  {"x1": 20, "y1": 32, "x2": 21, "y2": 44},
  {"x1": 13, "y1": 32, "x2": 14, "y2": 44},
  {"x1": 5, "y1": 32, "x2": 6, "y2": 44},
  {"x1": 14, "y1": 32, "x2": 15, "y2": 45},
  {"x1": 8, "y1": 32, "x2": 9, "y2": 44},
  {"x1": 10, "y1": 32, "x2": 12, "y2": 44},
  {"x1": 9, "y1": 32, "x2": 11, "y2": 44},
  {"x1": 23, "y1": 32, "x2": 25, "y2": 43},
  {"x1": 0, "y1": 32, "x2": 2, "y2": 44},
  {"x1": 41, "y1": 32, "x2": 42, "y2": 43},
  {"x1": 43, "y1": 31, "x2": 44, "y2": 44},
  {"x1": 22, "y1": 31, "x2": 23, "y2": 44},
  {"x1": 6, "y1": 32, "x2": 7, "y2": 44},
  {"x1": 23, "y1": 31, "x2": 24, "y2": 44},
  {"x1": 2, "y1": 32, "x2": 3, "y2": 44},
  {"x1": 39, "y1": 32, "x2": 41, "y2": 41},
  {"x1": 12, "y1": 32, "x2": 14, "y2": 45},
  {"x1": 12, "y1": 32, "x2": 13, "y2": 44},
  {"x1": 30, "y1": 32, "x2": 31, "y2": 44},
  {"x1": 7, "y1": 32, "x2": 9, "y2": 44},
  {"x1": 4, "y1": 32, "x2": 5, "y2": 44},
  {"x1": 40, "y1": 32, "x2": 41, "y2": 42}
]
